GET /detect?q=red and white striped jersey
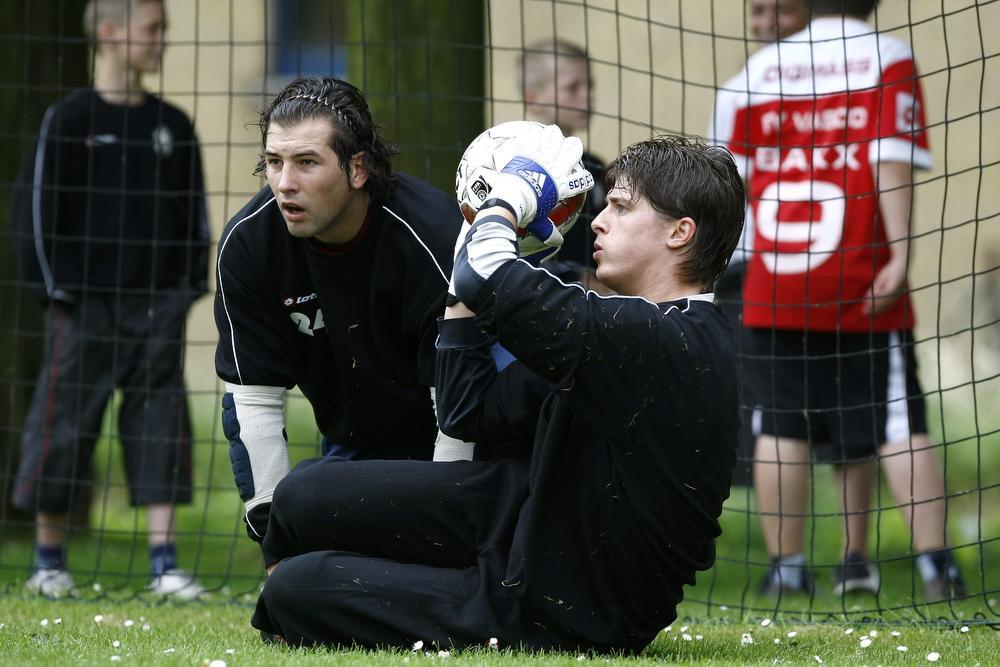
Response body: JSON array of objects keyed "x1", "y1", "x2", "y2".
[{"x1": 709, "y1": 17, "x2": 930, "y2": 331}]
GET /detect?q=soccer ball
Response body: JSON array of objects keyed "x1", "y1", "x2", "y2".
[{"x1": 455, "y1": 121, "x2": 588, "y2": 257}]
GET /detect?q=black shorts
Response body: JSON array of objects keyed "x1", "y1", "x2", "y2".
[
  {"x1": 746, "y1": 328, "x2": 927, "y2": 461},
  {"x1": 13, "y1": 292, "x2": 194, "y2": 513}
]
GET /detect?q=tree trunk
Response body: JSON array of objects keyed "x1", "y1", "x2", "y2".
[
  {"x1": 345, "y1": 0, "x2": 485, "y2": 193},
  {"x1": 0, "y1": 1, "x2": 89, "y2": 534}
]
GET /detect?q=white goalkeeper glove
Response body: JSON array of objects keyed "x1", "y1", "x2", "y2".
[{"x1": 487, "y1": 124, "x2": 593, "y2": 247}]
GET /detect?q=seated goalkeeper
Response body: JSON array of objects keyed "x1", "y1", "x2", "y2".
[{"x1": 251, "y1": 129, "x2": 745, "y2": 654}]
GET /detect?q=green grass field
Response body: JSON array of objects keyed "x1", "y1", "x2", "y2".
[
  {"x1": 1, "y1": 596, "x2": 997, "y2": 665},
  {"x1": 1, "y1": 390, "x2": 999, "y2": 662}
]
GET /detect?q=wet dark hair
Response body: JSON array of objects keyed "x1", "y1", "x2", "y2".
[
  {"x1": 807, "y1": 0, "x2": 878, "y2": 17},
  {"x1": 604, "y1": 135, "x2": 745, "y2": 291},
  {"x1": 256, "y1": 76, "x2": 398, "y2": 201}
]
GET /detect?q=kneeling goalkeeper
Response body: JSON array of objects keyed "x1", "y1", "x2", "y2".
[{"x1": 251, "y1": 127, "x2": 745, "y2": 654}]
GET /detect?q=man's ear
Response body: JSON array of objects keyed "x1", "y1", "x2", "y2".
[
  {"x1": 666, "y1": 216, "x2": 696, "y2": 250},
  {"x1": 96, "y1": 18, "x2": 123, "y2": 47},
  {"x1": 347, "y1": 151, "x2": 370, "y2": 190}
]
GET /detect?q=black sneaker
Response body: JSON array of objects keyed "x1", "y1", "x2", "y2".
[
  {"x1": 758, "y1": 558, "x2": 814, "y2": 596},
  {"x1": 921, "y1": 550, "x2": 968, "y2": 602},
  {"x1": 832, "y1": 553, "x2": 880, "y2": 595}
]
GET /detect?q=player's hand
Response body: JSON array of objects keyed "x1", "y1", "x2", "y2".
[
  {"x1": 488, "y1": 124, "x2": 593, "y2": 246},
  {"x1": 862, "y1": 256, "x2": 907, "y2": 315}
]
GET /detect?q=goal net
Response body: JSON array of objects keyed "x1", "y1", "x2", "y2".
[{"x1": 0, "y1": 0, "x2": 996, "y2": 624}]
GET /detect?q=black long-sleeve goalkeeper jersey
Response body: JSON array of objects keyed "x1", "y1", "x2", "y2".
[
  {"x1": 12, "y1": 89, "x2": 209, "y2": 302},
  {"x1": 436, "y1": 261, "x2": 738, "y2": 651},
  {"x1": 215, "y1": 173, "x2": 462, "y2": 458}
]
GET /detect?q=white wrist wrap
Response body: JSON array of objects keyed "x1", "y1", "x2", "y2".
[{"x1": 226, "y1": 383, "x2": 290, "y2": 512}]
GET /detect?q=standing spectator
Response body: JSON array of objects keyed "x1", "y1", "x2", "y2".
[
  {"x1": 746, "y1": 0, "x2": 810, "y2": 44},
  {"x1": 215, "y1": 75, "x2": 466, "y2": 547},
  {"x1": 11, "y1": 0, "x2": 209, "y2": 599},
  {"x1": 710, "y1": 0, "x2": 809, "y2": 486},
  {"x1": 521, "y1": 38, "x2": 608, "y2": 290},
  {"x1": 712, "y1": 0, "x2": 965, "y2": 600}
]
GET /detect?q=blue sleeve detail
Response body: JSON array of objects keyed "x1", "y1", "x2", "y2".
[
  {"x1": 502, "y1": 156, "x2": 558, "y2": 222},
  {"x1": 222, "y1": 392, "x2": 255, "y2": 503},
  {"x1": 490, "y1": 342, "x2": 517, "y2": 372},
  {"x1": 524, "y1": 217, "x2": 556, "y2": 243}
]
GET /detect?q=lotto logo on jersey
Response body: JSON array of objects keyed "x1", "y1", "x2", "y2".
[
  {"x1": 282, "y1": 292, "x2": 317, "y2": 307},
  {"x1": 517, "y1": 169, "x2": 547, "y2": 196}
]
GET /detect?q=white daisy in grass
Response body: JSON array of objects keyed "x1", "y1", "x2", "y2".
[
  {"x1": 488, "y1": 637, "x2": 498, "y2": 649},
  {"x1": 576, "y1": 655, "x2": 586, "y2": 662},
  {"x1": 163, "y1": 648, "x2": 176, "y2": 654},
  {"x1": 786, "y1": 631, "x2": 797, "y2": 638},
  {"x1": 209, "y1": 660, "x2": 227, "y2": 667},
  {"x1": 960, "y1": 626, "x2": 970, "y2": 633},
  {"x1": 682, "y1": 633, "x2": 692, "y2": 641},
  {"x1": 225, "y1": 649, "x2": 235, "y2": 655},
  {"x1": 412, "y1": 640, "x2": 424, "y2": 651},
  {"x1": 142, "y1": 623, "x2": 151, "y2": 631},
  {"x1": 859, "y1": 638, "x2": 873, "y2": 648},
  {"x1": 123, "y1": 619, "x2": 134, "y2": 628},
  {"x1": 813, "y1": 655, "x2": 823, "y2": 663},
  {"x1": 760, "y1": 618, "x2": 772, "y2": 627},
  {"x1": 773, "y1": 638, "x2": 781, "y2": 645},
  {"x1": 93, "y1": 583, "x2": 102, "y2": 593},
  {"x1": 54, "y1": 618, "x2": 62, "y2": 625},
  {"x1": 869, "y1": 629, "x2": 878, "y2": 637},
  {"x1": 111, "y1": 656, "x2": 121, "y2": 662},
  {"x1": 740, "y1": 633, "x2": 754, "y2": 646},
  {"x1": 695, "y1": 635, "x2": 703, "y2": 640},
  {"x1": 40, "y1": 619, "x2": 49, "y2": 627},
  {"x1": 679, "y1": 626, "x2": 689, "y2": 632},
  {"x1": 112, "y1": 640, "x2": 120, "y2": 648},
  {"x1": 93, "y1": 615, "x2": 104, "y2": 624},
  {"x1": 664, "y1": 626, "x2": 672, "y2": 632},
  {"x1": 437, "y1": 649, "x2": 450, "y2": 658},
  {"x1": 897, "y1": 645, "x2": 909, "y2": 652},
  {"x1": 891, "y1": 630, "x2": 901, "y2": 637},
  {"x1": 926, "y1": 652, "x2": 941, "y2": 662},
  {"x1": 844, "y1": 628, "x2": 853, "y2": 635},
  {"x1": 719, "y1": 605, "x2": 728, "y2": 611}
]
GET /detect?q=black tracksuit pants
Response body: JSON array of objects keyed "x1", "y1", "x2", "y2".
[{"x1": 252, "y1": 456, "x2": 559, "y2": 650}]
